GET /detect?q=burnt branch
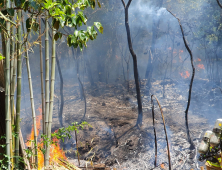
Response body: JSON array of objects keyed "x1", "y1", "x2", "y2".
[
  {"x1": 151, "y1": 95, "x2": 171, "y2": 170},
  {"x1": 217, "y1": 0, "x2": 222, "y2": 9},
  {"x1": 167, "y1": 9, "x2": 195, "y2": 149}
]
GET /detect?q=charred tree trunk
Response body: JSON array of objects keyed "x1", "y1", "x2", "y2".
[
  {"x1": 167, "y1": 10, "x2": 195, "y2": 149},
  {"x1": 121, "y1": 0, "x2": 143, "y2": 125}
]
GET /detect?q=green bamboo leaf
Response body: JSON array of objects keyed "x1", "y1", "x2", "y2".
[
  {"x1": 23, "y1": 1, "x2": 29, "y2": 12},
  {"x1": 94, "y1": 22, "x2": 103, "y2": 34},
  {"x1": 54, "y1": 33, "x2": 59, "y2": 41},
  {"x1": 26, "y1": 18, "x2": 32, "y2": 32},
  {"x1": 97, "y1": 0, "x2": 101, "y2": 8},
  {"x1": 65, "y1": 5, "x2": 72, "y2": 15},
  {"x1": 7, "y1": 8, "x2": 15, "y2": 16},
  {"x1": 52, "y1": 19, "x2": 60, "y2": 30},
  {"x1": 15, "y1": 0, "x2": 26, "y2": 7}
]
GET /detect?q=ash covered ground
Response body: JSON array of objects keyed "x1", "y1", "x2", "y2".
[{"x1": 21, "y1": 78, "x2": 222, "y2": 170}]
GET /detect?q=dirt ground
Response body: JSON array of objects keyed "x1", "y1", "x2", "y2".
[{"x1": 22, "y1": 78, "x2": 222, "y2": 170}]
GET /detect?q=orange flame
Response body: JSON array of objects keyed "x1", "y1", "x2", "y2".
[
  {"x1": 197, "y1": 64, "x2": 205, "y2": 69},
  {"x1": 180, "y1": 71, "x2": 190, "y2": 78},
  {"x1": 197, "y1": 58, "x2": 201, "y2": 61},
  {"x1": 179, "y1": 50, "x2": 183, "y2": 53},
  {"x1": 26, "y1": 106, "x2": 67, "y2": 170},
  {"x1": 50, "y1": 134, "x2": 67, "y2": 163},
  {"x1": 26, "y1": 114, "x2": 42, "y2": 147}
]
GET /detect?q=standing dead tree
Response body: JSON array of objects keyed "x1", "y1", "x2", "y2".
[
  {"x1": 121, "y1": 0, "x2": 143, "y2": 125},
  {"x1": 167, "y1": 10, "x2": 195, "y2": 149}
]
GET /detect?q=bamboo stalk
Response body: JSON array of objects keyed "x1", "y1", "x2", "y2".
[
  {"x1": 5, "y1": 0, "x2": 11, "y2": 169},
  {"x1": 45, "y1": 13, "x2": 56, "y2": 166},
  {"x1": 39, "y1": 16, "x2": 45, "y2": 137},
  {"x1": 10, "y1": 2, "x2": 15, "y2": 167},
  {"x1": 22, "y1": 17, "x2": 38, "y2": 169},
  {"x1": 10, "y1": 46, "x2": 16, "y2": 165},
  {"x1": 15, "y1": 9, "x2": 22, "y2": 166},
  {"x1": 44, "y1": 12, "x2": 50, "y2": 166}
]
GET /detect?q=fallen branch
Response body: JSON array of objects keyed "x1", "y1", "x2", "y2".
[
  {"x1": 167, "y1": 9, "x2": 195, "y2": 149},
  {"x1": 151, "y1": 95, "x2": 171, "y2": 170}
]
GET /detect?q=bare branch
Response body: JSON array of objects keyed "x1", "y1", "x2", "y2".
[
  {"x1": 217, "y1": 0, "x2": 222, "y2": 9},
  {"x1": 0, "y1": 11, "x2": 16, "y2": 26},
  {"x1": 121, "y1": 0, "x2": 126, "y2": 8},
  {"x1": 126, "y1": 0, "x2": 132, "y2": 9}
]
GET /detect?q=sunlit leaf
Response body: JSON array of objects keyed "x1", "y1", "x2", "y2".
[{"x1": 94, "y1": 22, "x2": 103, "y2": 34}]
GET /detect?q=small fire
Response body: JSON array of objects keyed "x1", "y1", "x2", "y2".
[
  {"x1": 180, "y1": 71, "x2": 190, "y2": 78},
  {"x1": 168, "y1": 47, "x2": 172, "y2": 50},
  {"x1": 197, "y1": 64, "x2": 205, "y2": 69},
  {"x1": 26, "y1": 106, "x2": 67, "y2": 170},
  {"x1": 26, "y1": 114, "x2": 42, "y2": 147},
  {"x1": 50, "y1": 132, "x2": 67, "y2": 163},
  {"x1": 197, "y1": 58, "x2": 201, "y2": 61},
  {"x1": 179, "y1": 50, "x2": 183, "y2": 53}
]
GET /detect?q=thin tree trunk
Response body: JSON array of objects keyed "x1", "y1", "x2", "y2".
[
  {"x1": 39, "y1": 16, "x2": 45, "y2": 135},
  {"x1": 15, "y1": 9, "x2": 22, "y2": 166},
  {"x1": 121, "y1": 0, "x2": 143, "y2": 125},
  {"x1": 167, "y1": 10, "x2": 195, "y2": 149},
  {"x1": 45, "y1": 15, "x2": 56, "y2": 166},
  {"x1": 55, "y1": 53, "x2": 64, "y2": 127},
  {"x1": 71, "y1": 48, "x2": 87, "y2": 119},
  {"x1": 22, "y1": 19, "x2": 38, "y2": 168},
  {"x1": 5, "y1": 0, "x2": 11, "y2": 169},
  {"x1": 44, "y1": 12, "x2": 50, "y2": 166}
]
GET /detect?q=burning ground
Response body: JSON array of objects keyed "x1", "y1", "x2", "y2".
[{"x1": 20, "y1": 77, "x2": 221, "y2": 170}]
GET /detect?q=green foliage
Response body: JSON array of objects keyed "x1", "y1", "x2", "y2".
[
  {"x1": 0, "y1": 135, "x2": 25, "y2": 170},
  {"x1": 25, "y1": 121, "x2": 91, "y2": 156},
  {"x1": 0, "y1": 0, "x2": 103, "y2": 51},
  {"x1": 0, "y1": 53, "x2": 5, "y2": 61},
  {"x1": 51, "y1": 121, "x2": 91, "y2": 142}
]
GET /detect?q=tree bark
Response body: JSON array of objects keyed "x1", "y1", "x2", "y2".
[{"x1": 121, "y1": 0, "x2": 143, "y2": 125}]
